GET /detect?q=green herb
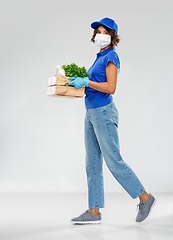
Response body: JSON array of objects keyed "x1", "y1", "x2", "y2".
[{"x1": 62, "y1": 63, "x2": 89, "y2": 78}]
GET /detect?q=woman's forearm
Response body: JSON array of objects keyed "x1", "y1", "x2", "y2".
[{"x1": 88, "y1": 80, "x2": 115, "y2": 94}]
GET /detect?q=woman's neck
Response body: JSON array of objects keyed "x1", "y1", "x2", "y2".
[{"x1": 100, "y1": 44, "x2": 111, "y2": 52}]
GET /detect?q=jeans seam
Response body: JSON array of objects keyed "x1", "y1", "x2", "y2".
[{"x1": 94, "y1": 139, "x2": 98, "y2": 208}]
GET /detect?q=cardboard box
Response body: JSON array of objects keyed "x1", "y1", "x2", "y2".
[{"x1": 47, "y1": 76, "x2": 85, "y2": 98}]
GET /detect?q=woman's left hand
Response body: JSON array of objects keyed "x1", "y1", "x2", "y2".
[{"x1": 68, "y1": 77, "x2": 89, "y2": 89}]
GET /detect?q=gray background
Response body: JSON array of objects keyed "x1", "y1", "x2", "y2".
[{"x1": 0, "y1": 0, "x2": 173, "y2": 193}]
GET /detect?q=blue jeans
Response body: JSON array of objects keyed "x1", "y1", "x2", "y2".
[{"x1": 84, "y1": 102, "x2": 145, "y2": 208}]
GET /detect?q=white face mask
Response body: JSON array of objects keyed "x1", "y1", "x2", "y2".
[{"x1": 94, "y1": 34, "x2": 111, "y2": 49}]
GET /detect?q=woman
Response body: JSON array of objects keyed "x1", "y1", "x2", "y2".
[{"x1": 68, "y1": 17, "x2": 156, "y2": 224}]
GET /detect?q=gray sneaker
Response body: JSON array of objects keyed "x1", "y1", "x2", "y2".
[
  {"x1": 71, "y1": 209, "x2": 102, "y2": 224},
  {"x1": 136, "y1": 193, "x2": 156, "y2": 222}
]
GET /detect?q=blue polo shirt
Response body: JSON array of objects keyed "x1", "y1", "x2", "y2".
[{"x1": 85, "y1": 47, "x2": 120, "y2": 109}]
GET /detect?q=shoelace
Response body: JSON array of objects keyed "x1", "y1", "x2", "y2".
[{"x1": 137, "y1": 202, "x2": 146, "y2": 212}]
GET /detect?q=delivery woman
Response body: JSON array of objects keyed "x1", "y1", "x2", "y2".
[{"x1": 68, "y1": 17, "x2": 156, "y2": 224}]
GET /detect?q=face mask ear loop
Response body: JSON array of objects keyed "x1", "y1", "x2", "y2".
[{"x1": 94, "y1": 34, "x2": 99, "y2": 46}]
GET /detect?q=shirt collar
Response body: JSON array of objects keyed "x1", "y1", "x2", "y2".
[{"x1": 97, "y1": 47, "x2": 115, "y2": 57}]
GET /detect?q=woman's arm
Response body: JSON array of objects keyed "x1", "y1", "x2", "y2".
[{"x1": 88, "y1": 62, "x2": 118, "y2": 94}]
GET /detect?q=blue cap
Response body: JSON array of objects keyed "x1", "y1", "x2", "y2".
[{"x1": 91, "y1": 17, "x2": 118, "y2": 34}]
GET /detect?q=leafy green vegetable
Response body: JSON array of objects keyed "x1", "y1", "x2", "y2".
[{"x1": 62, "y1": 63, "x2": 89, "y2": 78}]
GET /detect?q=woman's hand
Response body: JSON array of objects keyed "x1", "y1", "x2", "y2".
[
  {"x1": 88, "y1": 62, "x2": 118, "y2": 94},
  {"x1": 68, "y1": 77, "x2": 89, "y2": 89}
]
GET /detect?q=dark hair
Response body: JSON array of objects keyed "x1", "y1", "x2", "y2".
[{"x1": 91, "y1": 25, "x2": 120, "y2": 47}]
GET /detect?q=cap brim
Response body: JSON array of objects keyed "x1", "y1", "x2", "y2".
[
  {"x1": 91, "y1": 21, "x2": 102, "y2": 29},
  {"x1": 91, "y1": 21, "x2": 113, "y2": 31}
]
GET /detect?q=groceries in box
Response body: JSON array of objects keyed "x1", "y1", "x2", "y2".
[{"x1": 47, "y1": 71, "x2": 84, "y2": 99}]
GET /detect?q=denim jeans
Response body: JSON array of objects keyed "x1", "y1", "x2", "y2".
[{"x1": 84, "y1": 101, "x2": 145, "y2": 208}]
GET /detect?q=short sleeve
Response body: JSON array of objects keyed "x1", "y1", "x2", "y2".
[{"x1": 105, "y1": 51, "x2": 120, "y2": 73}]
